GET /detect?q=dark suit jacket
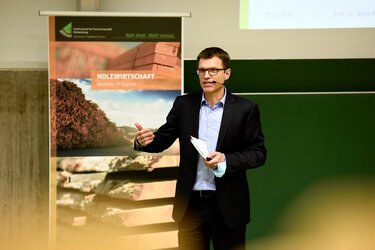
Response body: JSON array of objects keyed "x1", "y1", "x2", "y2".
[{"x1": 134, "y1": 91, "x2": 266, "y2": 228}]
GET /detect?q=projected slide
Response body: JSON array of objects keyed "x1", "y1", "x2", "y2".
[{"x1": 240, "y1": 0, "x2": 375, "y2": 29}]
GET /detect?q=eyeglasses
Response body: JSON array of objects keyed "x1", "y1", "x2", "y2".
[{"x1": 197, "y1": 68, "x2": 227, "y2": 76}]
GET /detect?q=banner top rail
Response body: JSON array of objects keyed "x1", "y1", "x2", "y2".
[{"x1": 39, "y1": 11, "x2": 191, "y2": 17}]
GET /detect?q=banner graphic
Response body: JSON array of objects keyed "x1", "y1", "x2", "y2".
[{"x1": 49, "y1": 15, "x2": 182, "y2": 249}]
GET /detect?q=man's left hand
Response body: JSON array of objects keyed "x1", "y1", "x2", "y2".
[{"x1": 203, "y1": 152, "x2": 225, "y2": 170}]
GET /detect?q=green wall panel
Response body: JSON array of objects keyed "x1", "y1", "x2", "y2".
[
  {"x1": 184, "y1": 59, "x2": 375, "y2": 244},
  {"x1": 184, "y1": 59, "x2": 375, "y2": 93},
  {"x1": 243, "y1": 94, "x2": 375, "y2": 241}
]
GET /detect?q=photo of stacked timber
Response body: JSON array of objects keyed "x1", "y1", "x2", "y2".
[
  {"x1": 55, "y1": 42, "x2": 181, "y2": 79},
  {"x1": 106, "y1": 42, "x2": 181, "y2": 71},
  {"x1": 55, "y1": 42, "x2": 127, "y2": 79},
  {"x1": 56, "y1": 155, "x2": 180, "y2": 250}
]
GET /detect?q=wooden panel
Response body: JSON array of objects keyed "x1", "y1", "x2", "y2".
[
  {"x1": 135, "y1": 53, "x2": 179, "y2": 68},
  {"x1": 57, "y1": 155, "x2": 179, "y2": 172},
  {"x1": 115, "y1": 230, "x2": 178, "y2": 250},
  {"x1": 95, "y1": 179, "x2": 177, "y2": 201},
  {"x1": 136, "y1": 42, "x2": 180, "y2": 58},
  {"x1": 100, "y1": 205, "x2": 174, "y2": 227}
]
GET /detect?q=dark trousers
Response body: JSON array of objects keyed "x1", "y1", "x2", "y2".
[{"x1": 178, "y1": 191, "x2": 246, "y2": 250}]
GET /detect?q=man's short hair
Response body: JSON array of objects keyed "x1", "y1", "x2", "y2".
[{"x1": 197, "y1": 47, "x2": 230, "y2": 69}]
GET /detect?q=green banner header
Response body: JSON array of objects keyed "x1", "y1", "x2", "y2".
[{"x1": 55, "y1": 16, "x2": 181, "y2": 42}]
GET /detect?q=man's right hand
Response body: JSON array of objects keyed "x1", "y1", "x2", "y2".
[{"x1": 135, "y1": 122, "x2": 155, "y2": 146}]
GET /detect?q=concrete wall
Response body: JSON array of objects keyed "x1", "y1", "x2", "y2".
[{"x1": 0, "y1": 69, "x2": 49, "y2": 250}]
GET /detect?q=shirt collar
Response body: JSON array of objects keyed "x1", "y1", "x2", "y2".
[{"x1": 201, "y1": 88, "x2": 227, "y2": 107}]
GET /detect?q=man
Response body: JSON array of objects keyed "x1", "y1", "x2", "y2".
[{"x1": 134, "y1": 47, "x2": 266, "y2": 249}]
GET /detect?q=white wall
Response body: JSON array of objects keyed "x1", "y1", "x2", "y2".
[{"x1": 1, "y1": 0, "x2": 374, "y2": 68}]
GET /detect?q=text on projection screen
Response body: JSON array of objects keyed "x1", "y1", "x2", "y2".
[{"x1": 240, "y1": 0, "x2": 375, "y2": 29}]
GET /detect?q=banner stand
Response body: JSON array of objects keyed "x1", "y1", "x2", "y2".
[{"x1": 40, "y1": 11, "x2": 190, "y2": 250}]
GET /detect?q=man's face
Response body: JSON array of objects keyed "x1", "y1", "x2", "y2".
[{"x1": 198, "y1": 56, "x2": 231, "y2": 95}]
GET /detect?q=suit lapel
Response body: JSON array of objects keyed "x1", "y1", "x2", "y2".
[
  {"x1": 190, "y1": 93, "x2": 202, "y2": 138},
  {"x1": 216, "y1": 91, "x2": 234, "y2": 151}
]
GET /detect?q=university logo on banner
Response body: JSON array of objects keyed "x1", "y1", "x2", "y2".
[{"x1": 59, "y1": 22, "x2": 72, "y2": 38}]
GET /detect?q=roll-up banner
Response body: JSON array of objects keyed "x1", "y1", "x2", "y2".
[{"x1": 44, "y1": 12, "x2": 189, "y2": 249}]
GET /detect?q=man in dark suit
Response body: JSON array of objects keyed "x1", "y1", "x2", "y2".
[{"x1": 134, "y1": 47, "x2": 266, "y2": 249}]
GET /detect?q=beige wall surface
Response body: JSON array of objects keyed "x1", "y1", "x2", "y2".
[
  {"x1": 1, "y1": 0, "x2": 375, "y2": 68},
  {"x1": 0, "y1": 0, "x2": 77, "y2": 68},
  {"x1": 100, "y1": 0, "x2": 375, "y2": 60}
]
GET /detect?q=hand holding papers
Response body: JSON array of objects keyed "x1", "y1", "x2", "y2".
[{"x1": 190, "y1": 136, "x2": 213, "y2": 161}]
